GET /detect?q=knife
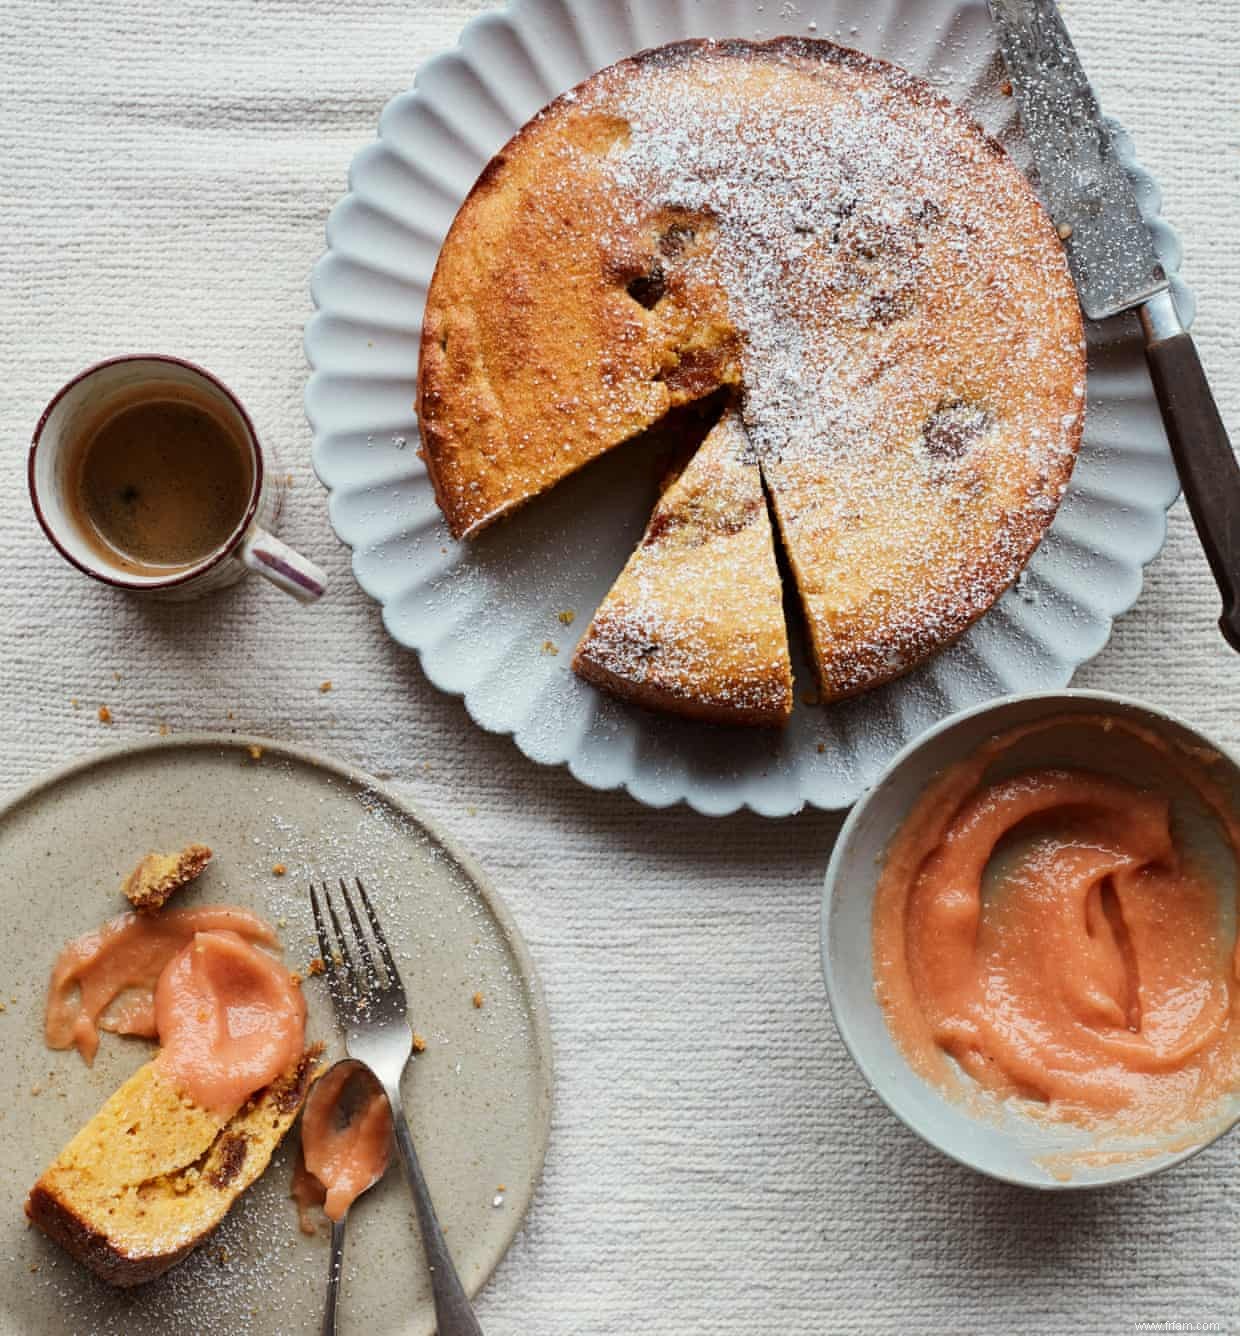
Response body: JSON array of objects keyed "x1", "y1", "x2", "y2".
[{"x1": 988, "y1": 0, "x2": 1240, "y2": 652}]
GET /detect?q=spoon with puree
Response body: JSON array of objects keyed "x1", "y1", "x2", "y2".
[{"x1": 296, "y1": 1059, "x2": 394, "y2": 1335}]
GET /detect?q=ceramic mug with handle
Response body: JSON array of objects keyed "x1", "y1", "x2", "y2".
[{"x1": 29, "y1": 354, "x2": 326, "y2": 603}]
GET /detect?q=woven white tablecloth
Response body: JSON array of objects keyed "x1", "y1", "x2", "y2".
[{"x1": 3, "y1": 1, "x2": 1239, "y2": 1331}]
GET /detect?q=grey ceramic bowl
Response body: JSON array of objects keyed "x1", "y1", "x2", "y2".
[{"x1": 821, "y1": 690, "x2": 1240, "y2": 1189}]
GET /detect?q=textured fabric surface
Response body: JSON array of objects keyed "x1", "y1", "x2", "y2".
[{"x1": 2, "y1": 0, "x2": 1239, "y2": 1331}]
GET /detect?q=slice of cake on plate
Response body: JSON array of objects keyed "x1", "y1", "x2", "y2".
[
  {"x1": 573, "y1": 410, "x2": 793, "y2": 726},
  {"x1": 26, "y1": 1054, "x2": 317, "y2": 1287}
]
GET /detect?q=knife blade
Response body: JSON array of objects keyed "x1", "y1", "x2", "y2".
[
  {"x1": 987, "y1": 0, "x2": 1166, "y2": 321},
  {"x1": 988, "y1": 0, "x2": 1240, "y2": 653}
]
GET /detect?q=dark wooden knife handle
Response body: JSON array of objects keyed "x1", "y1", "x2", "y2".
[{"x1": 1144, "y1": 329, "x2": 1240, "y2": 652}]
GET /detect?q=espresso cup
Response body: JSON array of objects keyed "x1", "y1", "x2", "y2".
[{"x1": 29, "y1": 354, "x2": 326, "y2": 603}]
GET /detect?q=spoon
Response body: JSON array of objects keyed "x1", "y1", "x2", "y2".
[{"x1": 300, "y1": 1059, "x2": 394, "y2": 1336}]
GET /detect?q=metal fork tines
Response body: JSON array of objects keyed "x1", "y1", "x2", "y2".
[
  {"x1": 309, "y1": 878, "x2": 484, "y2": 1336},
  {"x1": 310, "y1": 875, "x2": 408, "y2": 1029}
]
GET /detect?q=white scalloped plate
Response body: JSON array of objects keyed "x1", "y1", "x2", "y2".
[{"x1": 306, "y1": 0, "x2": 1189, "y2": 818}]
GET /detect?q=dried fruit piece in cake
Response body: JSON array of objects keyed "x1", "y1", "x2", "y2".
[
  {"x1": 121, "y1": 843, "x2": 213, "y2": 913},
  {"x1": 573, "y1": 411, "x2": 793, "y2": 726}
]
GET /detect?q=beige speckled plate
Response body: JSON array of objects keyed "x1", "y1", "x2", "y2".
[{"x1": 0, "y1": 735, "x2": 553, "y2": 1336}]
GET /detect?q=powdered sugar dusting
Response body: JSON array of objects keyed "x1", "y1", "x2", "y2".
[{"x1": 564, "y1": 38, "x2": 1087, "y2": 696}]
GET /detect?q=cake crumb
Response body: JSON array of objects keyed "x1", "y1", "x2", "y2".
[
  {"x1": 557, "y1": 609, "x2": 576, "y2": 626},
  {"x1": 248, "y1": 744, "x2": 263, "y2": 760},
  {"x1": 307, "y1": 957, "x2": 325, "y2": 976},
  {"x1": 412, "y1": 1031, "x2": 427, "y2": 1053},
  {"x1": 542, "y1": 640, "x2": 559, "y2": 656},
  {"x1": 30, "y1": 1083, "x2": 41, "y2": 1096},
  {"x1": 1057, "y1": 222, "x2": 1073, "y2": 240},
  {"x1": 816, "y1": 742, "x2": 826, "y2": 754},
  {"x1": 289, "y1": 972, "x2": 303, "y2": 987},
  {"x1": 1000, "y1": 79, "x2": 1013, "y2": 96},
  {"x1": 70, "y1": 698, "x2": 79, "y2": 709},
  {"x1": 123, "y1": 844, "x2": 213, "y2": 913},
  {"x1": 272, "y1": 863, "x2": 287, "y2": 877},
  {"x1": 319, "y1": 680, "x2": 333, "y2": 694},
  {"x1": 158, "y1": 723, "x2": 170, "y2": 737},
  {"x1": 98, "y1": 705, "x2": 112, "y2": 725},
  {"x1": 472, "y1": 991, "x2": 485, "y2": 1010}
]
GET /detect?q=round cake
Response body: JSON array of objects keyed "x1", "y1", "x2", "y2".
[{"x1": 416, "y1": 37, "x2": 1086, "y2": 713}]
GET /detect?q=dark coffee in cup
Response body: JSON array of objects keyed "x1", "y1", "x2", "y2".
[{"x1": 67, "y1": 390, "x2": 254, "y2": 576}]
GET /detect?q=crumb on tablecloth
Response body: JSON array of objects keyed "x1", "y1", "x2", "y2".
[
  {"x1": 98, "y1": 705, "x2": 112, "y2": 725},
  {"x1": 412, "y1": 1031, "x2": 427, "y2": 1053}
]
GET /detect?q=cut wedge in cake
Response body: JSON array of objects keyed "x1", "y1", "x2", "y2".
[
  {"x1": 573, "y1": 411, "x2": 793, "y2": 726},
  {"x1": 419, "y1": 37, "x2": 1086, "y2": 711},
  {"x1": 26, "y1": 1052, "x2": 318, "y2": 1287}
]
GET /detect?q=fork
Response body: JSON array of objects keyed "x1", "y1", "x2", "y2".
[{"x1": 310, "y1": 877, "x2": 484, "y2": 1336}]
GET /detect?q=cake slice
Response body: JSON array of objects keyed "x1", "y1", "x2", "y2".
[
  {"x1": 26, "y1": 1051, "x2": 318, "y2": 1287},
  {"x1": 573, "y1": 411, "x2": 793, "y2": 726}
]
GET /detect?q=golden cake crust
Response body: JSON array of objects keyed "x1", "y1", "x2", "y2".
[
  {"x1": 572, "y1": 411, "x2": 793, "y2": 726},
  {"x1": 418, "y1": 37, "x2": 1085, "y2": 701},
  {"x1": 417, "y1": 80, "x2": 741, "y2": 540},
  {"x1": 26, "y1": 1052, "x2": 318, "y2": 1287}
]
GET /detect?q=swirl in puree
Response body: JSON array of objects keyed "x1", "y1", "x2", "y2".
[{"x1": 873, "y1": 718, "x2": 1240, "y2": 1130}]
